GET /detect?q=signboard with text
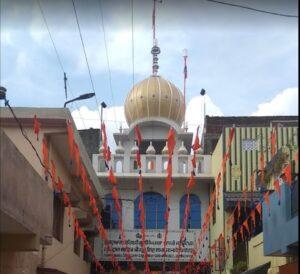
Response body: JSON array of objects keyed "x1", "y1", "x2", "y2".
[{"x1": 97, "y1": 229, "x2": 208, "y2": 262}]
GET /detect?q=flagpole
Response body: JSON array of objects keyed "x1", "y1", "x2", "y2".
[{"x1": 183, "y1": 49, "x2": 188, "y2": 125}]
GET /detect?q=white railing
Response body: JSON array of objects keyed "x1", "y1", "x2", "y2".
[{"x1": 93, "y1": 153, "x2": 211, "y2": 176}]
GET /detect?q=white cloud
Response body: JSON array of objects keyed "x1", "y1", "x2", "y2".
[
  {"x1": 185, "y1": 94, "x2": 224, "y2": 140},
  {"x1": 71, "y1": 105, "x2": 126, "y2": 151},
  {"x1": 16, "y1": 52, "x2": 29, "y2": 71},
  {"x1": 251, "y1": 87, "x2": 298, "y2": 116},
  {"x1": 71, "y1": 94, "x2": 223, "y2": 151}
]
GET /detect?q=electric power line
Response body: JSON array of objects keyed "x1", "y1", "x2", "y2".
[
  {"x1": 206, "y1": 0, "x2": 298, "y2": 18},
  {"x1": 96, "y1": 0, "x2": 118, "y2": 126},
  {"x1": 70, "y1": 0, "x2": 102, "y2": 123},
  {"x1": 131, "y1": 0, "x2": 135, "y2": 88},
  {"x1": 35, "y1": 0, "x2": 87, "y2": 129}
]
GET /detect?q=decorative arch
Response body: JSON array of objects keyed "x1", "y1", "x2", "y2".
[
  {"x1": 180, "y1": 194, "x2": 201, "y2": 229},
  {"x1": 101, "y1": 193, "x2": 122, "y2": 229},
  {"x1": 134, "y1": 191, "x2": 166, "y2": 229}
]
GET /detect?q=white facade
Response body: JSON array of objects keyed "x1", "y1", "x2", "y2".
[{"x1": 93, "y1": 120, "x2": 214, "y2": 269}]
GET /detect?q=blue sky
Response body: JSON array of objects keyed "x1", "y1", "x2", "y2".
[{"x1": 1, "y1": 0, "x2": 298, "y2": 131}]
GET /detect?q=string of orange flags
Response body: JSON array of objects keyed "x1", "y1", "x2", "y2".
[
  {"x1": 134, "y1": 125, "x2": 151, "y2": 274},
  {"x1": 162, "y1": 127, "x2": 176, "y2": 272},
  {"x1": 101, "y1": 122, "x2": 136, "y2": 272},
  {"x1": 201, "y1": 127, "x2": 295, "y2": 272},
  {"x1": 182, "y1": 127, "x2": 236, "y2": 273},
  {"x1": 173, "y1": 126, "x2": 200, "y2": 273},
  {"x1": 31, "y1": 116, "x2": 107, "y2": 273},
  {"x1": 66, "y1": 120, "x2": 120, "y2": 271}
]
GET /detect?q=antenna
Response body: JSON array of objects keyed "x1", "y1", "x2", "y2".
[
  {"x1": 64, "y1": 72, "x2": 68, "y2": 100},
  {"x1": 151, "y1": 0, "x2": 162, "y2": 76}
]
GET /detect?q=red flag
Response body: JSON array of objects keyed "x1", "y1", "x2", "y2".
[
  {"x1": 239, "y1": 226, "x2": 244, "y2": 241},
  {"x1": 57, "y1": 176, "x2": 64, "y2": 192},
  {"x1": 260, "y1": 151, "x2": 265, "y2": 184},
  {"x1": 270, "y1": 128, "x2": 277, "y2": 157},
  {"x1": 227, "y1": 127, "x2": 235, "y2": 148},
  {"x1": 33, "y1": 115, "x2": 40, "y2": 141},
  {"x1": 282, "y1": 163, "x2": 292, "y2": 186},
  {"x1": 138, "y1": 175, "x2": 143, "y2": 192},
  {"x1": 243, "y1": 220, "x2": 250, "y2": 235},
  {"x1": 42, "y1": 137, "x2": 49, "y2": 177},
  {"x1": 136, "y1": 151, "x2": 141, "y2": 168},
  {"x1": 67, "y1": 120, "x2": 75, "y2": 160},
  {"x1": 106, "y1": 146, "x2": 111, "y2": 162},
  {"x1": 50, "y1": 160, "x2": 57, "y2": 189},
  {"x1": 134, "y1": 125, "x2": 142, "y2": 146},
  {"x1": 108, "y1": 168, "x2": 117, "y2": 185},
  {"x1": 187, "y1": 173, "x2": 196, "y2": 191},
  {"x1": 74, "y1": 142, "x2": 80, "y2": 176},
  {"x1": 250, "y1": 172, "x2": 255, "y2": 192},
  {"x1": 191, "y1": 154, "x2": 196, "y2": 169},
  {"x1": 242, "y1": 187, "x2": 247, "y2": 207},
  {"x1": 192, "y1": 126, "x2": 200, "y2": 151},
  {"x1": 273, "y1": 179, "x2": 281, "y2": 204},
  {"x1": 264, "y1": 192, "x2": 270, "y2": 216},
  {"x1": 237, "y1": 200, "x2": 241, "y2": 221},
  {"x1": 167, "y1": 128, "x2": 176, "y2": 156},
  {"x1": 256, "y1": 203, "x2": 262, "y2": 219},
  {"x1": 250, "y1": 210, "x2": 256, "y2": 228}
]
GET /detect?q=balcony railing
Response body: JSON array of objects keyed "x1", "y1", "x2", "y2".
[{"x1": 93, "y1": 153, "x2": 211, "y2": 176}]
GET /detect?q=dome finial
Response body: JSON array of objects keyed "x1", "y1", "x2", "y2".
[{"x1": 151, "y1": 0, "x2": 162, "y2": 76}]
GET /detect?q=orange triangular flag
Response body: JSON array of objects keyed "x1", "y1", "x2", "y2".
[
  {"x1": 273, "y1": 179, "x2": 281, "y2": 204},
  {"x1": 192, "y1": 126, "x2": 200, "y2": 151},
  {"x1": 42, "y1": 137, "x2": 49, "y2": 178},
  {"x1": 134, "y1": 125, "x2": 142, "y2": 146},
  {"x1": 187, "y1": 173, "x2": 195, "y2": 191},
  {"x1": 250, "y1": 210, "x2": 256, "y2": 228},
  {"x1": 108, "y1": 168, "x2": 117, "y2": 185},
  {"x1": 227, "y1": 127, "x2": 235, "y2": 148},
  {"x1": 270, "y1": 128, "x2": 277, "y2": 157},
  {"x1": 167, "y1": 128, "x2": 176, "y2": 156},
  {"x1": 33, "y1": 115, "x2": 40, "y2": 141},
  {"x1": 282, "y1": 163, "x2": 292, "y2": 186}
]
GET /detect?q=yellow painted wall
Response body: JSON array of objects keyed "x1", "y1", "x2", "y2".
[{"x1": 248, "y1": 233, "x2": 288, "y2": 274}]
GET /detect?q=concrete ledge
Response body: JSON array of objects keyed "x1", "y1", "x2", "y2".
[{"x1": 0, "y1": 129, "x2": 53, "y2": 246}]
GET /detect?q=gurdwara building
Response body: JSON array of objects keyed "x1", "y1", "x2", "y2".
[{"x1": 92, "y1": 74, "x2": 215, "y2": 272}]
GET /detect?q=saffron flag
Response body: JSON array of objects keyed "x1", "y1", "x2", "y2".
[
  {"x1": 237, "y1": 200, "x2": 241, "y2": 221},
  {"x1": 227, "y1": 127, "x2": 235, "y2": 148},
  {"x1": 270, "y1": 128, "x2": 277, "y2": 157},
  {"x1": 42, "y1": 137, "x2": 49, "y2": 178},
  {"x1": 167, "y1": 128, "x2": 176, "y2": 156},
  {"x1": 250, "y1": 210, "x2": 256, "y2": 228},
  {"x1": 187, "y1": 173, "x2": 195, "y2": 191},
  {"x1": 108, "y1": 168, "x2": 117, "y2": 185},
  {"x1": 56, "y1": 176, "x2": 64, "y2": 192},
  {"x1": 33, "y1": 115, "x2": 40, "y2": 141},
  {"x1": 192, "y1": 126, "x2": 200, "y2": 151},
  {"x1": 256, "y1": 203, "x2": 262, "y2": 219},
  {"x1": 134, "y1": 125, "x2": 142, "y2": 146},
  {"x1": 282, "y1": 163, "x2": 292, "y2": 186},
  {"x1": 273, "y1": 179, "x2": 281, "y2": 205},
  {"x1": 264, "y1": 192, "x2": 271, "y2": 216},
  {"x1": 50, "y1": 160, "x2": 57, "y2": 189},
  {"x1": 67, "y1": 120, "x2": 75, "y2": 160},
  {"x1": 259, "y1": 151, "x2": 265, "y2": 184}
]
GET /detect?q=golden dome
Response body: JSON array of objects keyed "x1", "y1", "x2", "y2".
[{"x1": 124, "y1": 75, "x2": 185, "y2": 127}]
